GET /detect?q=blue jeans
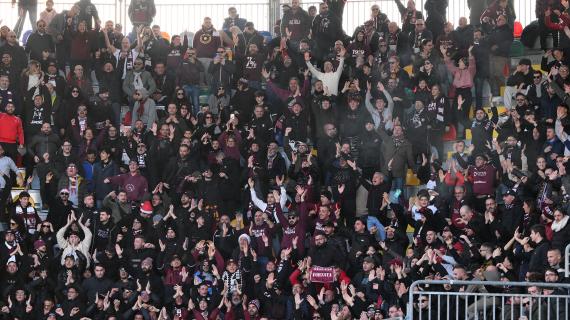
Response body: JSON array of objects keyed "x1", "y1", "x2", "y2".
[
  {"x1": 183, "y1": 84, "x2": 200, "y2": 115},
  {"x1": 391, "y1": 177, "x2": 404, "y2": 193}
]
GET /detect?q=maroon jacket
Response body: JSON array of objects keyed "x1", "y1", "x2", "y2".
[{"x1": 193, "y1": 28, "x2": 221, "y2": 59}]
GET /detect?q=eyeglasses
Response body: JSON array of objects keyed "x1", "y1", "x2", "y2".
[{"x1": 60, "y1": 192, "x2": 69, "y2": 195}]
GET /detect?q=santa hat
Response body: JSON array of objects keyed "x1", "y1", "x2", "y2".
[{"x1": 140, "y1": 201, "x2": 153, "y2": 214}]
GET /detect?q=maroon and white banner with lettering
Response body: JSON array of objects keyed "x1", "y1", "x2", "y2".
[{"x1": 309, "y1": 266, "x2": 335, "y2": 283}]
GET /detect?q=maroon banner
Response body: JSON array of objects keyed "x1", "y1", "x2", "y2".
[{"x1": 309, "y1": 266, "x2": 335, "y2": 283}]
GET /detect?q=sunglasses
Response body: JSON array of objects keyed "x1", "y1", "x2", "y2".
[{"x1": 60, "y1": 192, "x2": 69, "y2": 195}]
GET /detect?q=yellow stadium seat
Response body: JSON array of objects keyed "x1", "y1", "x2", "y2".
[
  {"x1": 404, "y1": 65, "x2": 413, "y2": 76},
  {"x1": 406, "y1": 169, "x2": 420, "y2": 186}
]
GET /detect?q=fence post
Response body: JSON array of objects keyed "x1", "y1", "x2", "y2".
[
  {"x1": 407, "y1": 280, "x2": 420, "y2": 320},
  {"x1": 564, "y1": 244, "x2": 570, "y2": 278},
  {"x1": 268, "y1": 0, "x2": 280, "y2": 36}
]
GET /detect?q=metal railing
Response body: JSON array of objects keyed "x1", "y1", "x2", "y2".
[
  {"x1": 408, "y1": 280, "x2": 570, "y2": 320},
  {"x1": 566, "y1": 243, "x2": 570, "y2": 278},
  {"x1": 1, "y1": 0, "x2": 537, "y2": 39},
  {"x1": 564, "y1": 244, "x2": 570, "y2": 278},
  {"x1": 298, "y1": 0, "x2": 536, "y2": 35}
]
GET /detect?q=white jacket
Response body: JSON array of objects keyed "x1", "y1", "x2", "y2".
[
  {"x1": 305, "y1": 58, "x2": 344, "y2": 96},
  {"x1": 56, "y1": 222, "x2": 93, "y2": 268}
]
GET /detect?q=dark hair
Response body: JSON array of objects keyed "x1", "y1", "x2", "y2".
[{"x1": 530, "y1": 224, "x2": 546, "y2": 238}]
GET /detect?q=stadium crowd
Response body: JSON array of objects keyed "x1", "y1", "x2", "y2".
[{"x1": 0, "y1": 0, "x2": 569, "y2": 319}]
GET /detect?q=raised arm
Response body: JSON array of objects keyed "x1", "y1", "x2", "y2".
[
  {"x1": 56, "y1": 218, "x2": 71, "y2": 248},
  {"x1": 305, "y1": 61, "x2": 324, "y2": 79},
  {"x1": 102, "y1": 29, "x2": 117, "y2": 53},
  {"x1": 248, "y1": 179, "x2": 268, "y2": 212}
]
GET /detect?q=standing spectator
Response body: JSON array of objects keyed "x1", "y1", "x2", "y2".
[
  {"x1": 47, "y1": 3, "x2": 79, "y2": 74},
  {"x1": 424, "y1": 0, "x2": 448, "y2": 41},
  {"x1": 377, "y1": 124, "x2": 415, "y2": 192},
  {"x1": 0, "y1": 31, "x2": 28, "y2": 72},
  {"x1": 13, "y1": 0, "x2": 38, "y2": 38},
  {"x1": 128, "y1": 0, "x2": 156, "y2": 29},
  {"x1": 324, "y1": 0, "x2": 347, "y2": 22},
  {"x1": 311, "y1": 2, "x2": 343, "y2": 61},
  {"x1": 536, "y1": 0, "x2": 559, "y2": 50},
  {"x1": 280, "y1": 0, "x2": 311, "y2": 53},
  {"x1": 471, "y1": 28, "x2": 490, "y2": 109},
  {"x1": 102, "y1": 27, "x2": 143, "y2": 80},
  {"x1": 40, "y1": 0, "x2": 57, "y2": 27},
  {"x1": 0, "y1": 102, "x2": 24, "y2": 161},
  {"x1": 123, "y1": 57, "x2": 157, "y2": 104},
  {"x1": 104, "y1": 160, "x2": 148, "y2": 202},
  {"x1": 92, "y1": 148, "x2": 118, "y2": 207},
  {"x1": 223, "y1": 7, "x2": 248, "y2": 32},
  {"x1": 468, "y1": 0, "x2": 489, "y2": 26},
  {"x1": 131, "y1": 88, "x2": 157, "y2": 128},
  {"x1": 395, "y1": 0, "x2": 424, "y2": 34},
  {"x1": 27, "y1": 122, "x2": 60, "y2": 166},
  {"x1": 26, "y1": 20, "x2": 55, "y2": 62},
  {"x1": 177, "y1": 47, "x2": 204, "y2": 115},
  {"x1": 193, "y1": 17, "x2": 222, "y2": 86},
  {"x1": 486, "y1": 15, "x2": 513, "y2": 98},
  {"x1": 305, "y1": 47, "x2": 345, "y2": 96},
  {"x1": 75, "y1": 0, "x2": 100, "y2": 30},
  {"x1": 481, "y1": 0, "x2": 516, "y2": 31}
]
